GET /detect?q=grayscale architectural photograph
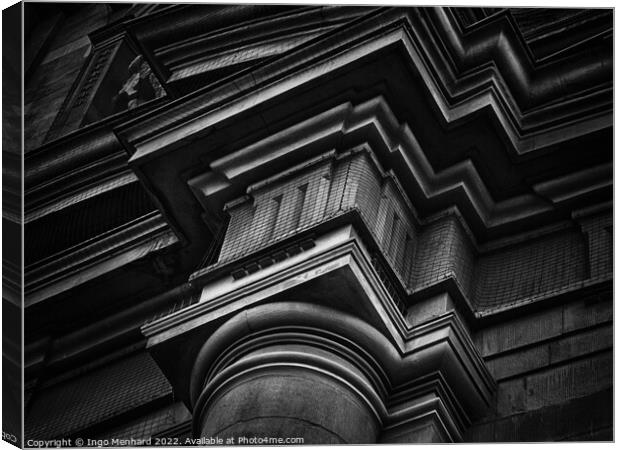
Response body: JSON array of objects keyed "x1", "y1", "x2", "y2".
[{"x1": 2, "y1": 2, "x2": 613, "y2": 446}]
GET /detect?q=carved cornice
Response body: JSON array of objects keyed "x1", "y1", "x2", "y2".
[
  {"x1": 109, "y1": 8, "x2": 611, "y2": 263},
  {"x1": 137, "y1": 114, "x2": 610, "y2": 318},
  {"x1": 130, "y1": 5, "x2": 308, "y2": 51},
  {"x1": 187, "y1": 97, "x2": 609, "y2": 239},
  {"x1": 25, "y1": 211, "x2": 178, "y2": 307},
  {"x1": 423, "y1": 8, "x2": 611, "y2": 112},
  {"x1": 25, "y1": 283, "x2": 195, "y2": 381},
  {"x1": 26, "y1": 126, "x2": 123, "y2": 190},
  {"x1": 154, "y1": 297, "x2": 493, "y2": 441},
  {"x1": 26, "y1": 171, "x2": 139, "y2": 223},
  {"x1": 143, "y1": 225, "x2": 495, "y2": 423},
  {"x1": 119, "y1": 7, "x2": 611, "y2": 157},
  {"x1": 452, "y1": 8, "x2": 612, "y2": 63},
  {"x1": 153, "y1": 6, "x2": 371, "y2": 86}
]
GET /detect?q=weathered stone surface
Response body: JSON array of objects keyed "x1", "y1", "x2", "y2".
[
  {"x1": 562, "y1": 297, "x2": 612, "y2": 332},
  {"x1": 199, "y1": 369, "x2": 379, "y2": 444},
  {"x1": 477, "y1": 307, "x2": 563, "y2": 357},
  {"x1": 486, "y1": 345, "x2": 550, "y2": 381},
  {"x1": 488, "y1": 350, "x2": 612, "y2": 421},
  {"x1": 495, "y1": 379, "x2": 528, "y2": 417},
  {"x1": 467, "y1": 388, "x2": 612, "y2": 442},
  {"x1": 485, "y1": 323, "x2": 612, "y2": 381},
  {"x1": 549, "y1": 324, "x2": 612, "y2": 364},
  {"x1": 524, "y1": 351, "x2": 612, "y2": 410},
  {"x1": 477, "y1": 296, "x2": 612, "y2": 358}
]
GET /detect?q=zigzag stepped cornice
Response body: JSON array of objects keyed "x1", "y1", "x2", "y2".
[
  {"x1": 121, "y1": 7, "x2": 611, "y2": 157},
  {"x1": 418, "y1": 8, "x2": 611, "y2": 129},
  {"x1": 188, "y1": 96, "x2": 610, "y2": 241},
  {"x1": 428, "y1": 7, "x2": 612, "y2": 110},
  {"x1": 454, "y1": 8, "x2": 612, "y2": 63}
]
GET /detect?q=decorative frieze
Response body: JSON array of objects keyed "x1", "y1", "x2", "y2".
[
  {"x1": 46, "y1": 34, "x2": 166, "y2": 141},
  {"x1": 196, "y1": 146, "x2": 605, "y2": 316},
  {"x1": 114, "y1": 55, "x2": 163, "y2": 111},
  {"x1": 214, "y1": 149, "x2": 418, "y2": 290}
]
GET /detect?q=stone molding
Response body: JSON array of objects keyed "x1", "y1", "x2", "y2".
[
  {"x1": 25, "y1": 211, "x2": 178, "y2": 306},
  {"x1": 26, "y1": 171, "x2": 138, "y2": 223},
  {"x1": 121, "y1": 7, "x2": 610, "y2": 156},
  {"x1": 173, "y1": 300, "x2": 492, "y2": 442},
  {"x1": 143, "y1": 224, "x2": 495, "y2": 441},
  {"x1": 157, "y1": 7, "x2": 369, "y2": 85},
  {"x1": 183, "y1": 102, "x2": 609, "y2": 316},
  {"x1": 187, "y1": 96, "x2": 610, "y2": 240}
]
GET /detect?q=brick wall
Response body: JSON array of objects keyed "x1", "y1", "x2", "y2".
[
  {"x1": 474, "y1": 230, "x2": 587, "y2": 310},
  {"x1": 94, "y1": 402, "x2": 191, "y2": 441},
  {"x1": 25, "y1": 351, "x2": 172, "y2": 439},
  {"x1": 410, "y1": 215, "x2": 475, "y2": 296}
]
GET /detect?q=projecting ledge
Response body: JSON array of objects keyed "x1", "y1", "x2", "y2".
[{"x1": 142, "y1": 224, "x2": 495, "y2": 442}]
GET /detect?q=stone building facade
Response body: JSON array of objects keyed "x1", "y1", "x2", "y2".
[{"x1": 15, "y1": 3, "x2": 612, "y2": 444}]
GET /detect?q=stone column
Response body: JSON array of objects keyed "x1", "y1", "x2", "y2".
[
  {"x1": 195, "y1": 352, "x2": 380, "y2": 443},
  {"x1": 189, "y1": 304, "x2": 385, "y2": 444}
]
